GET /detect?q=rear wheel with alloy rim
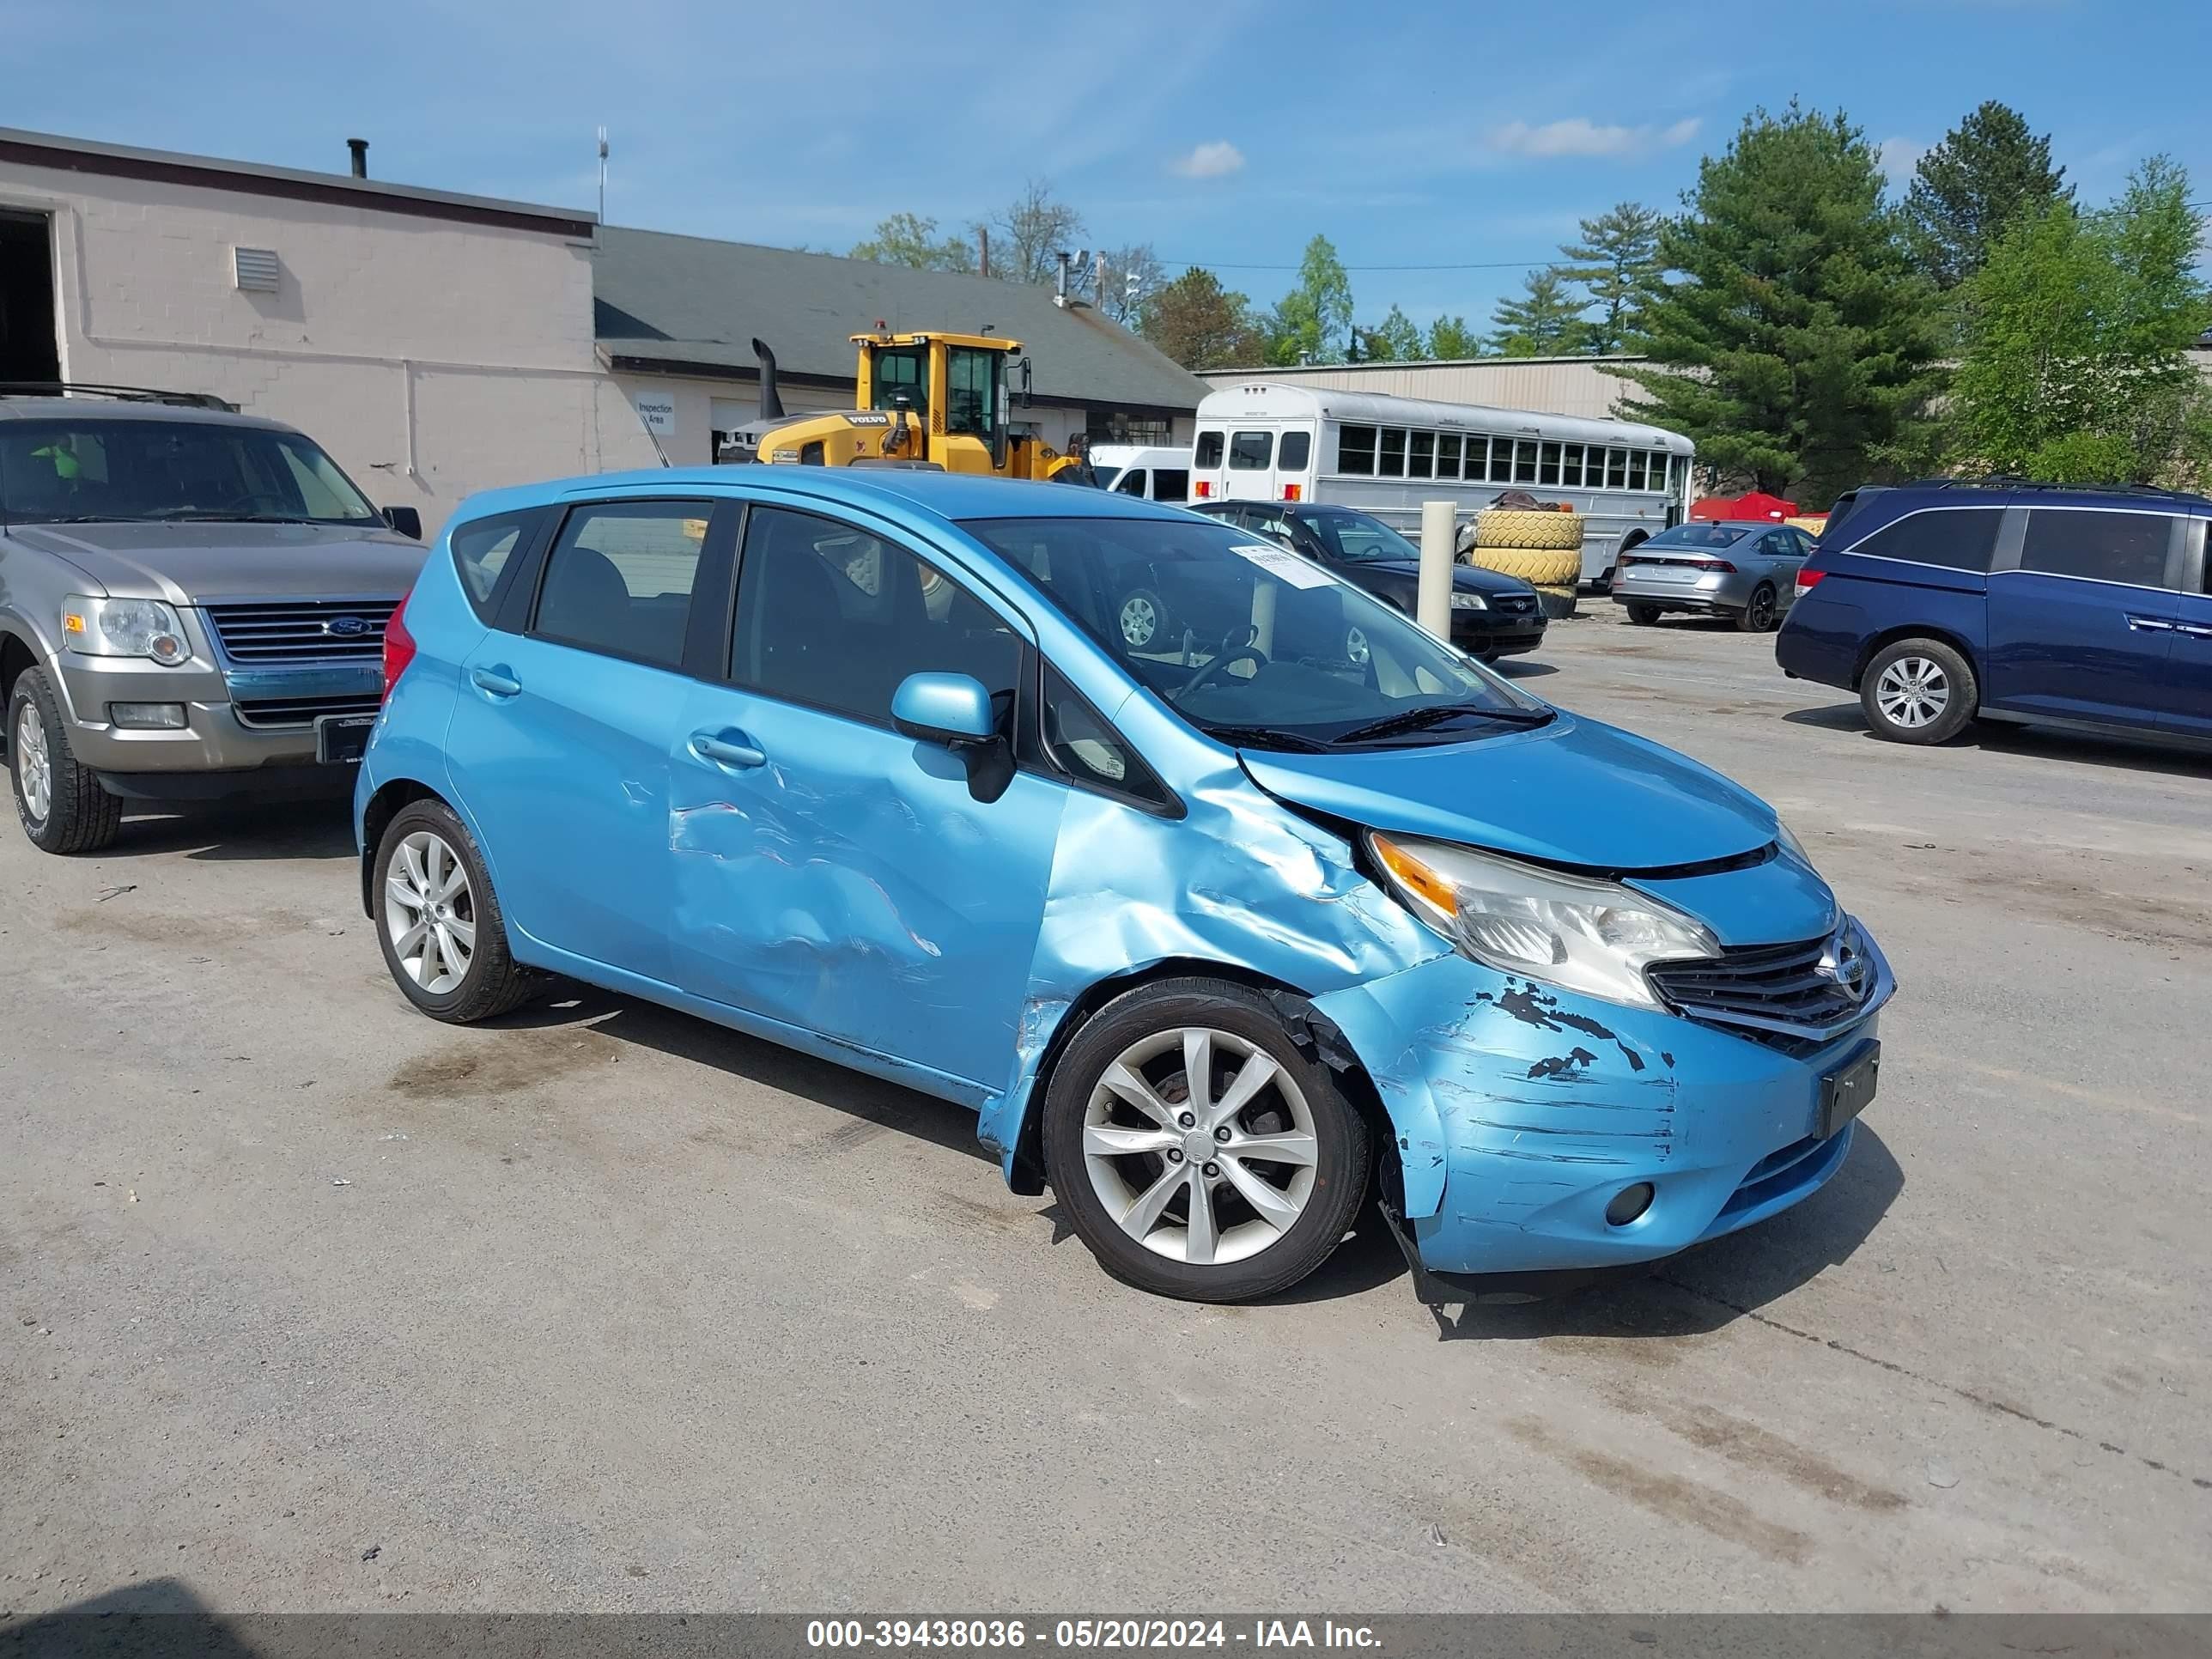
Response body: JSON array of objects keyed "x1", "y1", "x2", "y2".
[
  {"x1": 1043, "y1": 978, "x2": 1370, "y2": 1302},
  {"x1": 1860, "y1": 637, "x2": 1978, "y2": 744},
  {"x1": 375, "y1": 799, "x2": 539, "y2": 1022},
  {"x1": 1625, "y1": 602, "x2": 1662, "y2": 626},
  {"x1": 1737, "y1": 582, "x2": 1778, "y2": 632}
]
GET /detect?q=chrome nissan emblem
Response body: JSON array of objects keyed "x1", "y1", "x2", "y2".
[{"x1": 1816, "y1": 932, "x2": 1867, "y2": 1002}]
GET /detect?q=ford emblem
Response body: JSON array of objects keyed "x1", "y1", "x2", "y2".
[{"x1": 325, "y1": 616, "x2": 370, "y2": 638}]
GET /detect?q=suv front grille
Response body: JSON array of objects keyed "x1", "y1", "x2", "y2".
[
  {"x1": 233, "y1": 693, "x2": 383, "y2": 730},
  {"x1": 1646, "y1": 925, "x2": 1875, "y2": 1042},
  {"x1": 205, "y1": 599, "x2": 397, "y2": 662}
]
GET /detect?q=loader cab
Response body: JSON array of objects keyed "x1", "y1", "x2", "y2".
[{"x1": 855, "y1": 331, "x2": 1016, "y2": 471}]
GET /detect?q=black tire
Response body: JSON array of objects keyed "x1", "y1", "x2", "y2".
[
  {"x1": 1736, "y1": 583, "x2": 1779, "y2": 633},
  {"x1": 1042, "y1": 977, "x2": 1371, "y2": 1304},
  {"x1": 8, "y1": 665, "x2": 123, "y2": 855},
  {"x1": 1625, "y1": 602, "x2": 1662, "y2": 626},
  {"x1": 1115, "y1": 588, "x2": 1170, "y2": 653},
  {"x1": 373, "y1": 798, "x2": 539, "y2": 1023},
  {"x1": 1860, "y1": 637, "x2": 1978, "y2": 745}
]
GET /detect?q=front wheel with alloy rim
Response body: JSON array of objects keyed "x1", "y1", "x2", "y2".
[
  {"x1": 374, "y1": 799, "x2": 540, "y2": 1023},
  {"x1": 1860, "y1": 637, "x2": 1978, "y2": 744},
  {"x1": 1042, "y1": 978, "x2": 1371, "y2": 1302},
  {"x1": 7, "y1": 666, "x2": 123, "y2": 854}
]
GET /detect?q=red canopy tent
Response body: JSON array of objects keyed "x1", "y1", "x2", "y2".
[{"x1": 1690, "y1": 489, "x2": 1799, "y2": 522}]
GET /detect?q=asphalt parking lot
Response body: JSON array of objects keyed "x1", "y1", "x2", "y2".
[{"x1": 3, "y1": 602, "x2": 2208, "y2": 1616}]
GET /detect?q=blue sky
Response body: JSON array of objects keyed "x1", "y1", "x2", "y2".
[{"x1": 11, "y1": 0, "x2": 2210, "y2": 335}]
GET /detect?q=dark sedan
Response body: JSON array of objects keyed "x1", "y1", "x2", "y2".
[{"x1": 1190, "y1": 501, "x2": 1547, "y2": 662}]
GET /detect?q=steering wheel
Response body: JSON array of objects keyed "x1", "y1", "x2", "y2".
[{"x1": 1181, "y1": 644, "x2": 1270, "y2": 700}]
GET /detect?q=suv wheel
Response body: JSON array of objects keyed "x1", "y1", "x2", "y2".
[
  {"x1": 8, "y1": 666, "x2": 123, "y2": 854},
  {"x1": 1042, "y1": 978, "x2": 1370, "y2": 1303},
  {"x1": 1862, "y1": 638, "x2": 1978, "y2": 744},
  {"x1": 375, "y1": 799, "x2": 539, "y2": 1023}
]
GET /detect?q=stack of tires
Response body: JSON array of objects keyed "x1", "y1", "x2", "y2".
[{"x1": 1465, "y1": 508, "x2": 1583, "y2": 618}]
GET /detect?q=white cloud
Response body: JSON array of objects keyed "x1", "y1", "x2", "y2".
[
  {"x1": 1486, "y1": 116, "x2": 1701, "y2": 160},
  {"x1": 1169, "y1": 140, "x2": 1245, "y2": 179},
  {"x1": 1879, "y1": 137, "x2": 1926, "y2": 184}
]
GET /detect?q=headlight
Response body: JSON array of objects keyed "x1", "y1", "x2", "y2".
[
  {"x1": 1370, "y1": 833, "x2": 1717, "y2": 1009},
  {"x1": 64, "y1": 595, "x2": 191, "y2": 665},
  {"x1": 1448, "y1": 592, "x2": 1487, "y2": 611}
]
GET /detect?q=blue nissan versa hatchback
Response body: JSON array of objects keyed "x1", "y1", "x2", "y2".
[
  {"x1": 1778, "y1": 480, "x2": 2212, "y2": 745},
  {"x1": 358, "y1": 470, "x2": 1892, "y2": 1304}
]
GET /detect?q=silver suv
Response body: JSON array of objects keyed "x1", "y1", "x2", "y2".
[{"x1": 0, "y1": 388, "x2": 427, "y2": 853}]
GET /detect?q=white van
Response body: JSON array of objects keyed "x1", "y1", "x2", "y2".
[{"x1": 1086, "y1": 444, "x2": 1192, "y2": 504}]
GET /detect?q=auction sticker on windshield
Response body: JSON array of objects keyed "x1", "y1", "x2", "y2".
[{"x1": 1231, "y1": 544, "x2": 1338, "y2": 590}]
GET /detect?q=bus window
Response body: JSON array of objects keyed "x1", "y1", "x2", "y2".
[
  {"x1": 1539, "y1": 441, "x2": 1561, "y2": 486},
  {"x1": 1656, "y1": 452, "x2": 1674, "y2": 492},
  {"x1": 1514, "y1": 440, "x2": 1539, "y2": 483},
  {"x1": 1408, "y1": 431, "x2": 1435, "y2": 478},
  {"x1": 1378, "y1": 428, "x2": 1407, "y2": 477},
  {"x1": 1337, "y1": 426, "x2": 1376, "y2": 474},
  {"x1": 1279, "y1": 431, "x2": 1312, "y2": 471},
  {"x1": 1488, "y1": 438, "x2": 1513, "y2": 483},
  {"x1": 1195, "y1": 430, "x2": 1224, "y2": 468},
  {"x1": 1626, "y1": 451, "x2": 1649, "y2": 490},
  {"x1": 1435, "y1": 434, "x2": 1462, "y2": 479},
  {"x1": 1560, "y1": 444, "x2": 1583, "y2": 487},
  {"x1": 1606, "y1": 447, "x2": 1628, "y2": 488},
  {"x1": 1230, "y1": 431, "x2": 1273, "y2": 471}
]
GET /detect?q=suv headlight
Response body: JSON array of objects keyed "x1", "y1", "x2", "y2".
[
  {"x1": 63, "y1": 595, "x2": 191, "y2": 665},
  {"x1": 1370, "y1": 833, "x2": 1718, "y2": 1010}
]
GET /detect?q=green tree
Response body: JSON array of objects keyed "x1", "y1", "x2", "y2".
[
  {"x1": 1142, "y1": 267, "x2": 1267, "y2": 369},
  {"x1": 1559, "y1": 203, "x2": 1666, "y2": 352},
  {"x1": 848, "y1": 213, "x2": 975, "y2": 273},
  {"x1": 1949, "y1": 158, "x2": 2212, "y2": 484},
  {"x1": 1356, "y1": 304, "x2": 1425, "y2": 362},
  {"x1": 1613, "y1": 104, "x2": 1945, "y2": 501},
  {"x1": 1487, "y1": 269, "x2": 1587, "y2": 356},
  {"x1": 1426, "y1": 314, "x2": 1480, "y2": 358},
  {"x1": 1905, "y1": 101, "x2": 2071, "y2": 291},
  {"x1": 1264, "y1": 235, "x2": 1355, "y2": 364}
]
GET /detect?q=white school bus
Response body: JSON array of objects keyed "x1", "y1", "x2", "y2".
[{"x1": 1191, "y1": 381, "x2": 1696, "y2": 584}]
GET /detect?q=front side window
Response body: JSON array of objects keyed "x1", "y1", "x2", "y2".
[
  {"x1": 1194, "y1": 429, "x2": 1225, "y2": 469},
  {"x1": 732, "y1": 506, "x2": 1020, "y2": 725},
  {"x1": 870, "y1": 346, "x2": 927, "y2": 414},
  {"x1": 1850, "y1": 507, "x2": 2003, "y2": 573},
  {"x1": 1113, "y1": 470, "x2": 1147, "y2": 496},
  {"x1": 533, "y1": 499, "x2": 714, "y2": 669},
  {"x1": 945, "y1": 346, "x2": 999, "y2": 438},
  {"x1": 0, "y1": 417, "x2": 381, "y2": 526},
  {"x1": 1040, "y1": 663, "x2": 1173, "y2": 809},
  {"x1": 963, "y1": 514, "x2": 1547, "y2": 752},
  {"x1": 2020, "y1": 509, "x2": 2174, "y2": 588},
  {"x1": 1229, "y1": 430, "x2": 1273, "y2": 471}
]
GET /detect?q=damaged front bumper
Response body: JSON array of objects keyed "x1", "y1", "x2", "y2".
[{"x1": 1313, "y1": 937, "x2": 1892, "y2": 1279}]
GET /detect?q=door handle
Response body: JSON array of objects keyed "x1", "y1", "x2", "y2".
[
  {"x1": 470, "y1": 665, "x2": 523, "y2": 697},
  {"x1": 2175, "y1": 623, "x2": 2212, "y2": 641},
  {"x1": 2124, "y1": 615, "x2": 2177, "y2": 634},
  {"x1": 690, "y1": 729, "x2": 766, "y2": 769}
]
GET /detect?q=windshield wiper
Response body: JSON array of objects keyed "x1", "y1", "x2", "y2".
[
  {"x1": 1331, "y1": 702, "x2": 1554, "y2": 745},
  {"x1": 1198, "y1": 723, "x2": 1335, "y2": 753}
]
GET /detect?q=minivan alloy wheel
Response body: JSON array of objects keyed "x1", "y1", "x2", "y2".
[
  {"x1": 385, "y1": 830, "x2": 477, "y2": 995},
  {"x1": 1082, "y1": 1026, "x2": 1319, "y2": 1267},
  {"x1": 14, "y1": 699, "x2": 51, "y2": 826},
  {"x1": 1875, "y1": 655, "x2": 1949, "y2": 729}
]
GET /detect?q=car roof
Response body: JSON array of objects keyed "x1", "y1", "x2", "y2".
[
  {"x1": 460, "y1": 465, "x2": 1203, "y2": 527},
  {"x1": 1871, "y1": 479, "x2": 2211, "y2": 514},
  {"x1": 0, "y1": 397, "x2": 299, "y2": 433}
]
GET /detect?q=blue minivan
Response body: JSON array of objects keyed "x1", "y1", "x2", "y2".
[
  {"x1": 358, "y1": 469, "x2": 1891, "y2": 1304},
  {"x1": 1778, "y1": 480, "x2": 2212, "y2": 745}
]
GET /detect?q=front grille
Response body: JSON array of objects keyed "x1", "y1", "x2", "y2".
[
  {"x1": 1491, "y1": 593, "x2": 1540, "y2": 617},
  {"x1": 233, "y1": 693, "x2": 383, "y2": 730},
  {"x1": 205, "y1": 599, "x2": 397, "y2": 662},
  {"x1": 1647, "y1": 927, "x2": 1872, "y2": 1041}
]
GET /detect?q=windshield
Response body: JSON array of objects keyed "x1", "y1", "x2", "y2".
[
  {"x1": 1088, "y1": 466, "x2": 1122, "y2": 490},
  {"x1": 961, "y1": 515, "x2": 1548, "y2": 750},
  {"x1": 0, "y1": 417, "x2": 383, "y2": 526},
  {"x1": 1288, "y1": 507, "x2": 1422, "y2": 564},
  {"x1": 1648, "y1": 523, "x2": 1755, "y2": 549}
]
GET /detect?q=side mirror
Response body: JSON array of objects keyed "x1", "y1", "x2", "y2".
[
  {"x1": 892, "y1": 672, "x2": 995, "y2": 746},
  {"x1": 381, "y1": 505, "x2": 422, "y2": 540}
]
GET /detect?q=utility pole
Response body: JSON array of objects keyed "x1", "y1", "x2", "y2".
[
  {"x1": 596, "y1": 126, "x2": 609, "y2": 228},
  {"x1": 979, "y1": 226, "x2": 990, "y2": 279}
]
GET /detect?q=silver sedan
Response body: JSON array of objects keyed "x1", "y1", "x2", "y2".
[{"x1": 1611, "y1": 522, "x2": 1814, "y2": 633}]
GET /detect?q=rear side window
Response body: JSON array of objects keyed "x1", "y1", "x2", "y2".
[
  {"x1": 1279, "y1": 431, "x2": 1312, "y2": 471},
  {"x1": 449, "y1": 510, "x2": 538, "y2": 616},
  {"x1": 2020, "y1": 509, "x2": 2174, "y2": 589},
  {"x1": 1849, "y1": 507, "x2": 2003, "y2": 574},
  {"x1": 1194, "y1": 431, "x2": 1224, "y2": 469},
  {"x1": 1229, "y1": 431, "x2": 1273, "y2": 471},
  {"x1": 532, "y1": 500, "x2": 714, "y2": 668},
  {"x1": 1152, "y1": 469, "x2": 1190, "y2": 503}
]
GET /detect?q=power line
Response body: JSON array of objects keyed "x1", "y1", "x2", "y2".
[{"x1": 1158, "y1": 257, "x2": 1558, "y2": 273}]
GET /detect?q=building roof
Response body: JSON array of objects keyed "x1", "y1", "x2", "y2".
[
  {"x1": 0, "y1": 126, "x2": 595, "y2": 238},
  {"x1": 592, "y1": 227, "x2": 1211, "y2": 416}
]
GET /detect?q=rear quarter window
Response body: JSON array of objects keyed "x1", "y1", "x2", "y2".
[
  {"x1": 450, "y1": 510, "x2": 542, "y2": 619},
  {"x1": 1846, "y1": 507, "x2": 2004, "y2": 574}
]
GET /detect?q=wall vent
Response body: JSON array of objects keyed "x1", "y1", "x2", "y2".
[{"x1": 233, "y1": 246, "x2": 280, "y2": 292}]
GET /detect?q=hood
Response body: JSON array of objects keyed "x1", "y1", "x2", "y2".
[
  {"x1": 1359, "y1": 559, "x2": 1535, "y2": 597},
  {"x1": 1238, "y1": 709, "x2": 1778, "y2": 872},
  {"x1": 7, "y1": 521, "x2": 428, "y2": 605}
]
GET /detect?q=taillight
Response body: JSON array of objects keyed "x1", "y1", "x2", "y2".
[
  {"x1": 381, "y1": 589, "x2": 417, "y2": 701},
  {"x1": 1706, "y1": 559, "x2": 1737, "y2": 574},
  {"x1": 1796, "y1": 568, "x2": 1826, "y2": 596},
  {"x1": 1283, "y1": 483, "x2": 1301, "y2": 501},
  {"x1": 1194, "y1": 480, "x2": 1212, "y2": 498},
  {"x1": 1616, "y1": 555, "x2": 1638, "y2": 568}
]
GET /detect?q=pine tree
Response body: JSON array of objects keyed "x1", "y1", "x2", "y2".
[
  {"x1": 1356, "y1": 305, "x2": 1425, "y2": 362},
  {"x1": 1426, "y1": 315, "x2": 1480, "y2": 359},
  {"x1": 1905, "y1": 101, "x2": 2071, "y2": 291},
  {"x1": 1487, "y1": 270, "x2": 1586, "y2": 356},
  {"x1": 1558, "y1": 204, "x2": 1666, "y2": 353}
]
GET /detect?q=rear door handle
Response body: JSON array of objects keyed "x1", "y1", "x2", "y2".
[
  {"x1": 470, "y1": 665, "x2": 523, "y2": 697},
  {"x1": 2124, "y1": 615, "x2": 2177, "y2": 634},
  {"x1": 2175, "y1": 623, "x2": 2212, "y2": 641},
  {"x1": 690, "y1": 729, "x2": 766, "y2": 769}
]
